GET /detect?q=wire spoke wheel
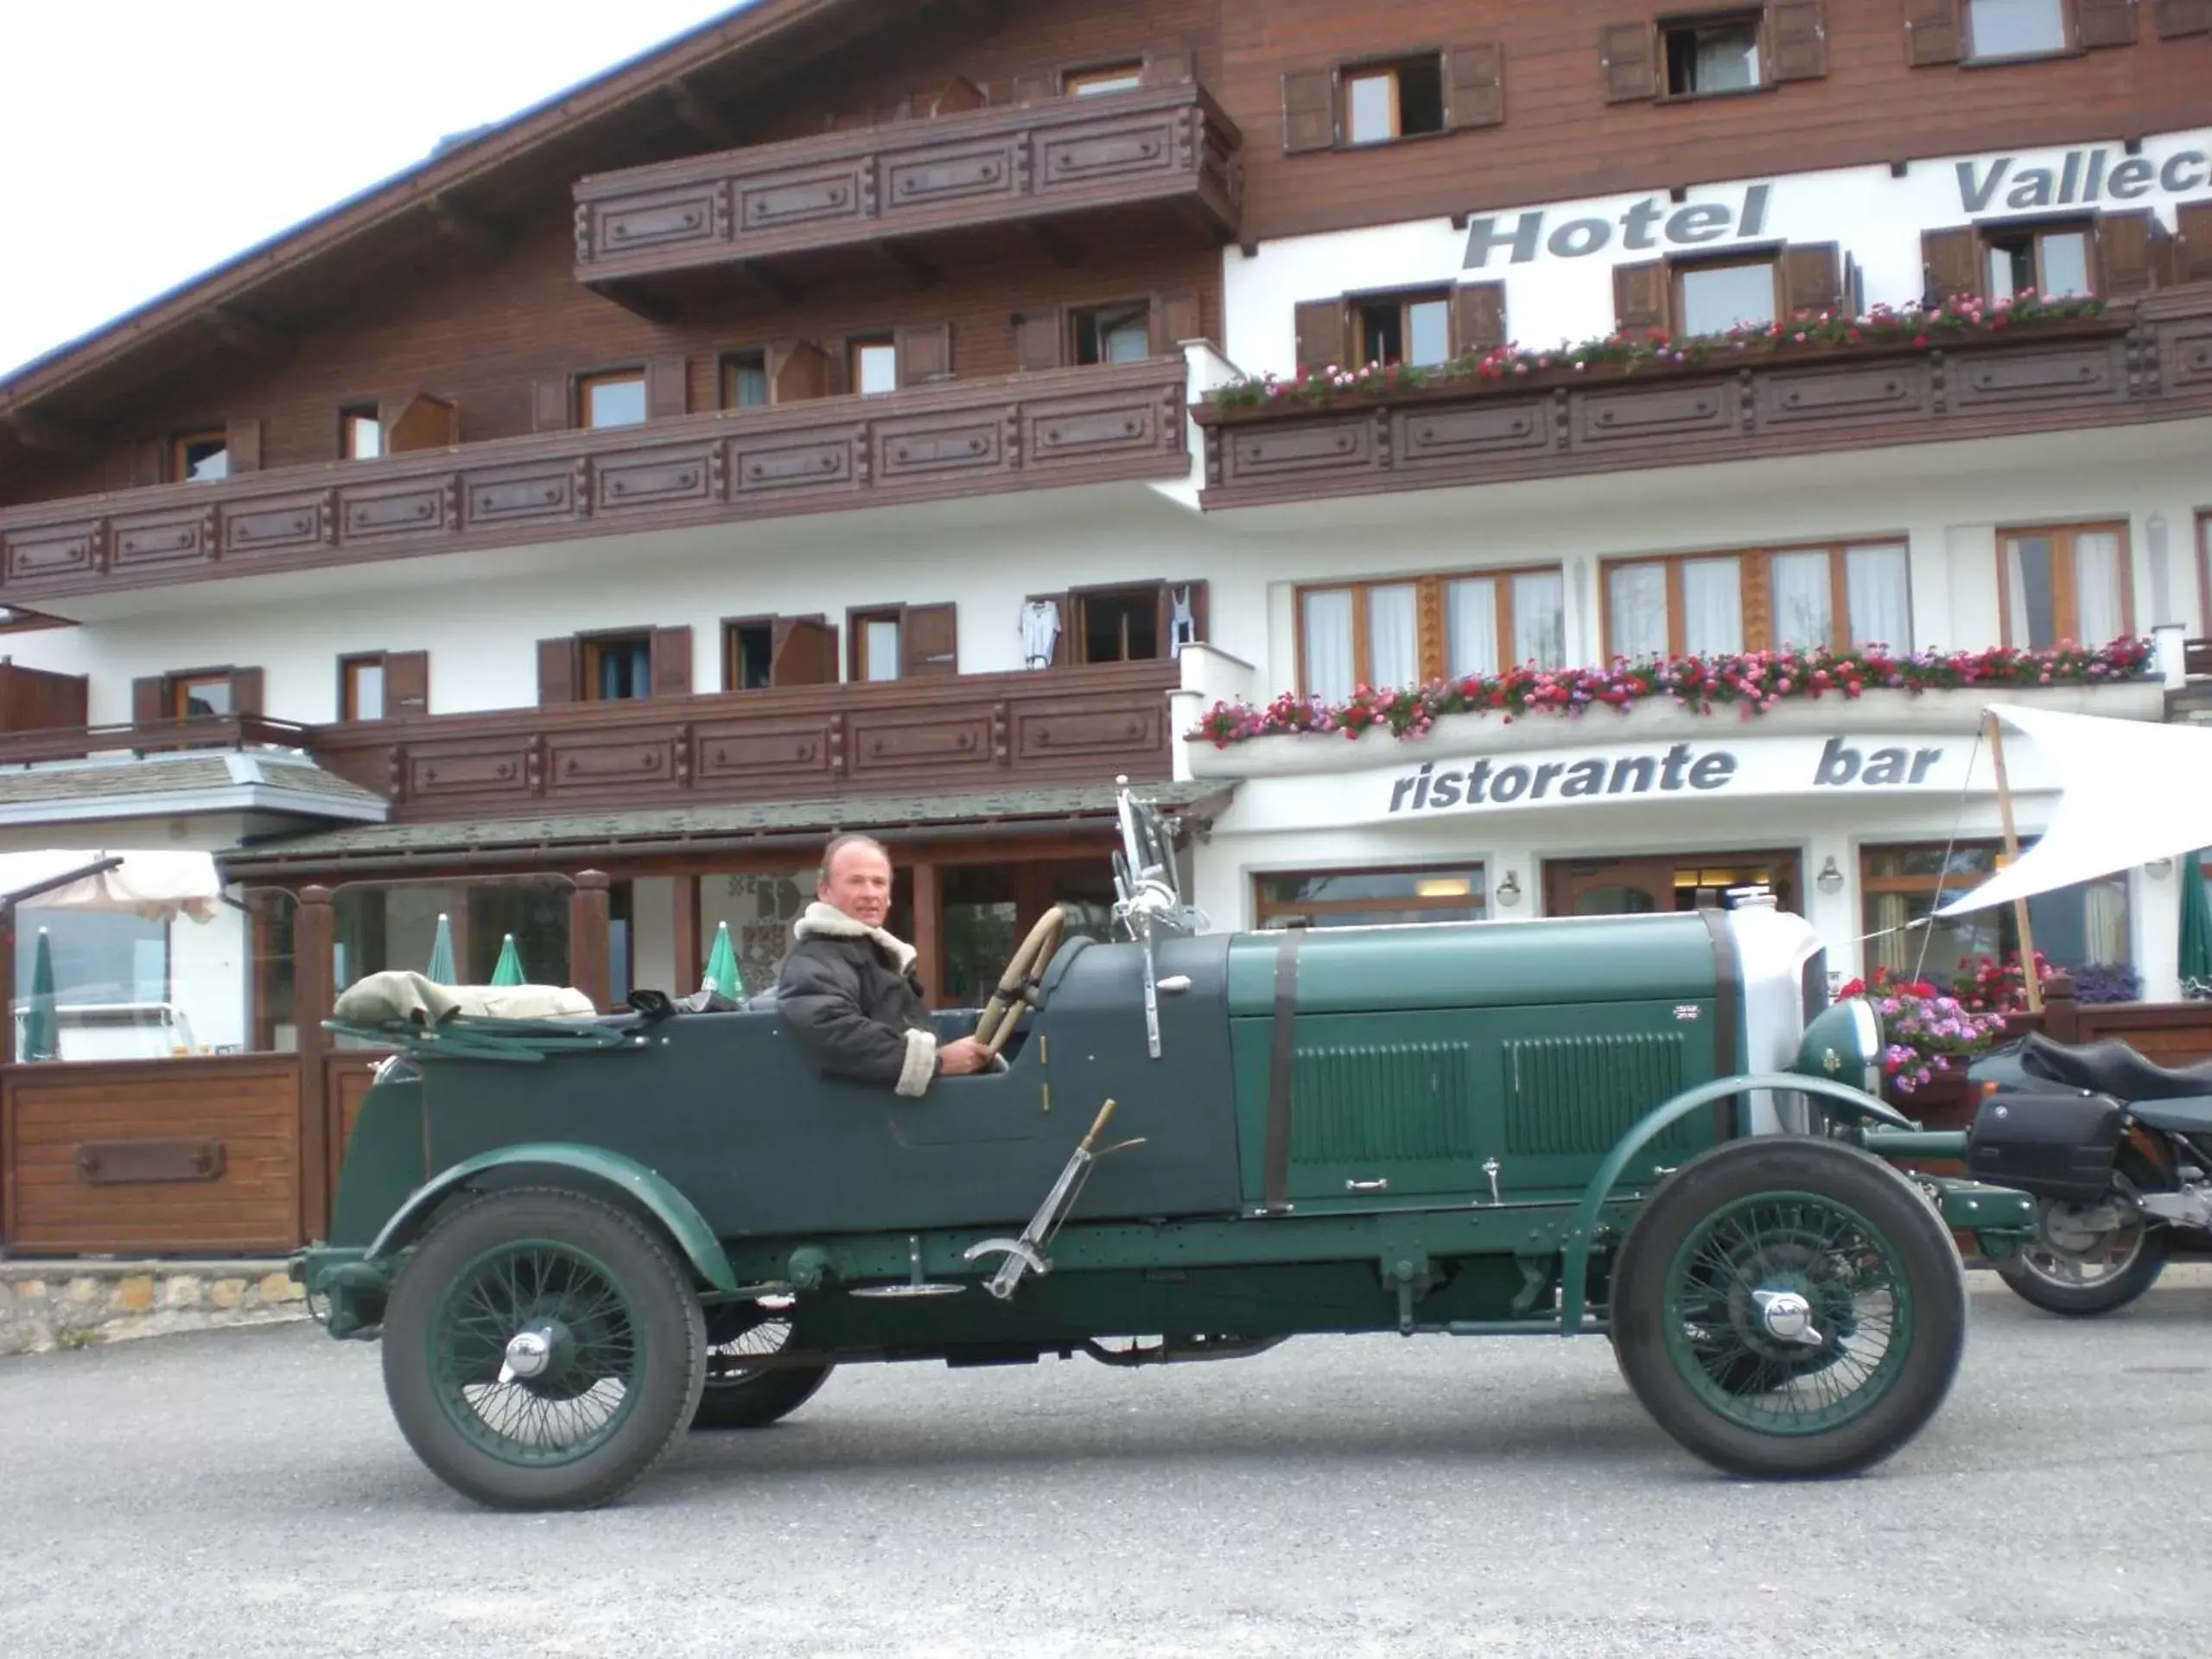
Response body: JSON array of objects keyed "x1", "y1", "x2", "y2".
[{"x1": 690, "y1": 1294, "x2": 836, "y2": 1432}]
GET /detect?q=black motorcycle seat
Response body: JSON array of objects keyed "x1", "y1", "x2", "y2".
[{"x1": 2019, "y1": 1030, "x2": 2212, "y2": 1103}]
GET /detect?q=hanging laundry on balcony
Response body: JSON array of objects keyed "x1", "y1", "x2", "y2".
[
  {"x1": 1020, "y1": 598, "x2": 1060, "y2": 670},
  {"x1": 1169, "y1": 586, "x2": 1197, "y2": 658}
]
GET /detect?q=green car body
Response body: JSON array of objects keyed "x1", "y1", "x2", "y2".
[{"x1": 295, "y1": 797, "x2": 2031, "y2": 1510}]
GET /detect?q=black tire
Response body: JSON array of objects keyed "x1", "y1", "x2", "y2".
[
  {"x1": 381, "y1": 1188, "x2": 706, "y2": 1511},
  {"x1": 1609, "y1": 1137, "x2": 1966, "y2": 1479},
  {"x1": 692, "y1": 1300, "x2": 835, "y2": 1431},
  {"x1": 1995, "y1": 1187, "x2": 2169, "y2": 1317}
]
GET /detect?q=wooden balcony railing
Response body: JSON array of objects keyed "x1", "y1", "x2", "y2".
[
  {"x1": 571, "y1": 80, "x2": 1241, "y2": 308},
  {"x1": 1192, "y1": 288, "x2": 2212, "y2": 509},
  {"x1": 0, "y1": 713, "x2": 312, "y2": 766},
  {"x1": 302, "y1": 658, "x2": 1180, "y2": 823},
  {"x1": 0, "y1": 360, "x2": 1189, "y2": 606}
]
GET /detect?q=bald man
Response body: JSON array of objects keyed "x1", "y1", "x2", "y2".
[{"x1": 774, "y1": 833, "x2": 992, "y2": 1098}]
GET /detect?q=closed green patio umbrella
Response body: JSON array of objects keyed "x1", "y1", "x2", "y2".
[
  {"x1": 425, "y1": 913, "x2": 456, "y2": 985},
  {"x1": 2181, "y1": 851, "x2": 2212, "y2": 999},
  {"x1": 21, "y1": 925, "x2": 57, "y2": 1062},
  {"x1": 489, "y1": 933, "x2": 526, "y2": 987},
  {"x1": 702, "y1": 920, "x2": 739, "y2": 999}
]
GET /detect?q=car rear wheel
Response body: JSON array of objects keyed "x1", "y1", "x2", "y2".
[
  {"x1": 691, "y1": 1297, "x2": 835, "y2": 1431},
  {"x1": 1609, "y1": 1138, "x2": 1965, "y2": 1478},
  {"x1": 382, "y1": 1188, "x2": 705, "y2": 1510}
]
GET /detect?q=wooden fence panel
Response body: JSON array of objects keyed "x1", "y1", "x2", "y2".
[
  {"x1": 324, "y1": 1049, "x2": 396, "y2": 1221},
  {"x1": 2, "y1": 1057, "x2": 304, "y2": 1255}
]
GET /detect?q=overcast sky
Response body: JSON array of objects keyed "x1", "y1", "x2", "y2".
[{"x1": 0, "y1": 0, "x2": 747, "y2": 378}]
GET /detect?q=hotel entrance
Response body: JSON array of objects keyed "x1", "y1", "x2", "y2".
[{"x1": 1543, "y1": 849, "x2": 1804, "y2": 918}]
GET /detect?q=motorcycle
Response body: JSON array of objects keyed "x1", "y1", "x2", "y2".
[{"x1": 1963, "y1": 1031, "x2": 2212, "y2": 1316}]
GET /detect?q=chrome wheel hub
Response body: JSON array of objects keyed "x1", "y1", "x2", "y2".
[
  {"x1": 1751, "y1": 1287, "x2": 1824, "y2": 1347},
  {"x1": 499, "y1": 1323, "x2": 561, "y2": 1384}
]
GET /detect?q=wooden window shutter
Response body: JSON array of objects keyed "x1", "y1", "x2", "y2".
[
  {"x1": 772, "y1": 340, "x2": 834, "y2": 403},
  {"x1": 1444, "y1": 44, "x2": 1504, "y2": 130},
  {"x1": 1450, "y1": 283, "x2": 1507, "y2": 355},
  {"x1": 537, "y1": 637, "x2": 579, "y2": 705},
  {"x1": 1612, "y1": 261, "x2": 1668, "y2": 334},
  {"x1": 132, "y1": 677, "x2": 162, "y2": 724},
  {"x1": 129, "y1": 439, "x2": 162, "y2": 488},
  {"x1": 383, "y1": 651, "x2": 429, "y2": 718},
  {"x1": 900, "y1": 603, "x2": 958, "y2": 677},
  {"x1": 385, "y1": 393, "x2": 458, "y2": 453},
  {"x1": 645, "y1": 356, "x2": 689, "y2": 420},
  {"x1": 770, "y1": 617, "x2": 838, "y2": 686},
  {"x1": 1903, "y1": 0, "x2": 1962, "y2": 64},
  {"x1": 2175, "y1": 200, "x2": 2212, "y2": 283},
  {"x1": 1027, "y1": 590, "x2": 1075, "y2": 665},
  {"x1": 2075, "y1": 0, "x2": 2139, "y2": 44},
  {"x1": 1598, "y1": 22, "x2": 1656, "y2": 102},
  {"x1": 1011, "y1": 71, "x2": 1054, "y2": 101},
  {"x1": 2098, "y1": 210, "x2": 2167, "y2": 296},
  {"x1": 1014, "y1": 309, "x2": 1065, "y2": 372},
  {"x1": 226, "y1": 418, "x2": 262, "y2": 474},
  {"x1": 1281, "y1": 67, "x2": 1336, "y2": 154},
  {"x1": 1141, "y1": 41, "x2": 1195, "y2": 85},
  {"x1": 895, "y1": 322, "x2": 954, "y2": 385},
  {"x1": 1783, "y1": 243, "x2": 1844, "y2": 315},
  {"x1": 649, "y1": 626, "x2": 693, "y2": 698},
  {"x1": 1152, "y1": 290, "x2": 1203, "y2": 353},
  {"x1": 1920, "y1": 226, "x2": 1980, "y2": 303},
  {"x1": 532, "y1": 377, "x2": 572, "y2": 433},
  {"x1": 1294, "y1": 299, "x2": 1346, "y2": 374},
  {"x1": 228, "y1": 667, "x2": 264, "y2": 715},
  {"x1": 2155, "y1": 0, "x2": 2212, "y2": 33},
  {"x1": 1769, "y1": 2, "x2": 1830, "y2": 79}
]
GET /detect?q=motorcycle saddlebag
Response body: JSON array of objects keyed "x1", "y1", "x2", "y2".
[{"x1": 1966, "y1": 1092, "x2": 2126, "y2": 1203}]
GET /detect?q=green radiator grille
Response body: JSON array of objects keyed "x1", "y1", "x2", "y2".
[
  {"x1": 1288, "y1": 1041, "x2": 1477, "y2": 1166},
  {"x1": 1503, "y1": 1033, "x2": 1693, "y2": 1156}
]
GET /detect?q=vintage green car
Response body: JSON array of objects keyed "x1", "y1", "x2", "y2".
[{"x1": 294, "y1": 791, "x2": 2035, "y2": 1510}]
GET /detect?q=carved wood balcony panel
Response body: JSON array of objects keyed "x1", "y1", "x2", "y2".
[
  {"x1": 571, "y1": 83, "x2": 1241, "y2": 304},
  {"x1": 0, "y1": 363, "x2": 1187, "y2": 603},
  {"x1": 1195, "y1": 303, "x2": 2212, "y2": 511},
  {"x1": 296, "y1": 660, "x2": 1176, "y2": 823}
]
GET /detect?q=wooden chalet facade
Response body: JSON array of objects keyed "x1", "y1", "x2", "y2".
[{"x1": 3, "y1": 0, "x2": 2212, "y2": 1255}]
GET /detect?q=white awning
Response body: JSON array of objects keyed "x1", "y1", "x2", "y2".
[
  {"x1": 0, "y1": 849, "x2": 226, "y2": 922},
  {"x1": 1934, "y1": 704, "x2": 2212, "y2": 918}
]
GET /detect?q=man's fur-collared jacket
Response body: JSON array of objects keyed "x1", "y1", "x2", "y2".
[{"x1": 774, "y1": 901, "x2": 938, "y2": 1097}]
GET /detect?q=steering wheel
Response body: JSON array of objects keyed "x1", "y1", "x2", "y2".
[{"x1": 974, "y1": 906, "x2": 1066, "y2": 1057}]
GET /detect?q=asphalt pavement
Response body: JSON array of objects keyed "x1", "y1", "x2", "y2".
[{"x1": 3, "y1": 1268, "x2": 2208, "y2": 1659}]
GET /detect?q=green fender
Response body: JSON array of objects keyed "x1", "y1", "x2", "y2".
[
  {"x1": 365, "y1": 1141, "x2": 741, "y2": 1294},
  {"x1": 1558, "y1": 1073, "x2": 1915, "y2": 1333}
]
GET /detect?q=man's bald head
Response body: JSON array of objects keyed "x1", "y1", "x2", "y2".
[{"x1": 818, "y1": 834, "x2": 893, "y2": 927}]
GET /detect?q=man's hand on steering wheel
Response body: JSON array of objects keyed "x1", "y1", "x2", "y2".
[{"x1": 936, "y1": 1035, "x2": 993, "y2": 1077}]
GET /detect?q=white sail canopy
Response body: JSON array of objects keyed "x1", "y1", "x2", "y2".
[
  {"x1": 1935, "y1": 704, "x2": 2212, "y2": 918},
  {"x1": 0, "y1": 849, "x2": 226, "y2": 922}
]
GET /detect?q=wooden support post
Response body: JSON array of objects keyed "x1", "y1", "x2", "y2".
[
  {"x1": 570, "y1": 871, "x2": 613, "y2": 1012},
  {"x1": 2039, "y1": 973, "x2": 2082, "y2": 1044},
  {"x1": 0, "y1": 901, "x2": 15, "y2": 1067},
  {"x1": 296, "y1": 886, "x2": 336, "y2": 1243},
  {"x1": 673, "y1": 873, "x2": 702, "y2": 995},
  {"x1": 911, "y1": 859, "x2": 944, "y2": 1008},
  {"x1": 1983, "y1": 711, "x2": 2043, "y2": 1014}
]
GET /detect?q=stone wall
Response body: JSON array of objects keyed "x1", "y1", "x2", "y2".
[{"x1": 0, "y1": 1260, "x2": 306, "y2": 1356}]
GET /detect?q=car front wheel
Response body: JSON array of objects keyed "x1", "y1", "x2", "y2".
[{"x1": 381, "y1": 1188, "x2": 706, "y2": 1510}]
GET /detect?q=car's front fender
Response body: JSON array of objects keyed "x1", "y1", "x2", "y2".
[{"x1": 364, "y1": 1141, "x2": 741, "y2": 1294}]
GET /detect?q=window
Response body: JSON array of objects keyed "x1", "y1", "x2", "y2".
[
  {"x1": 720, "y1": 350, "x2": 769, "y2": 409},
  {"x1": 728, "y1": 622, "x2": 775, "y2": 690},
  {"x1": 1662, "y1": 12, "x2": 1764, "y2": 95},
  {"x1": 1255, "y1": 866, "x2": 1487, "y2": 930},
  {"x1": 1999, "y1": 523, "x2": 2131, "y2": 649},
  {"x1": 582, "y1": 633, "x2": 652, "y2": 701},
  {"x1": 340, "y1": 406, "x2": 383, "y2": 461},
  {"x1": 340, "y1": 655, "x2": 385, "y2": 721},
  {"x1": 854, "y1": 610, "x2": 903, "y2": 681},
  {"x1": 580, "y1": 371, "x2": 647, "y2": 429},
  {"x1": 1354, "y1": 289, "x2": 1452, "y2": 368},
  {"x1": 1604, "y1": 542, "x2": 1913, "y2": 661},
  {"x1": 846, "y1": 602, "x2": 958, "y2": 681},
  {"x1": 1966, "y1": 0, "x2": 2068, "y2": 59},
  {"x1": 1071, "y1": 302, "x2": 1152, "y2": 365},
  {"x1": 172, "y1": 432, "x2": 229, "y2": 482},
  {"x1": 1344, "y1": 55, "x2": 1445, "y2": 145},
  {"x1": 721, "y1": 614, "x2": 836, "y2": 691},
  {"x1": 849, "y1": 335, "x2": 898, "y2": 396},
  {"x1": 1065, "y1": 61, "x2": 1142, "y2": 95},
  {"x1": 1548, "y1": 851, "x2": 1802, "y2": 917},
  {"x1": 1300, "y1": 569, "x2": 1565, "y2": 702},
  {"x1": 1079, "y1": 588, "x2": 1161, "y2": 663},
  {"x1": 1984, "y1": 222, "x2": 2093, "y2": 300},
  {"x1": 1675, "y1": 257, "x2": 1779, "y2": 335},
  {"x1": 170, "y1": 674, "x2": 232, "y2": 719},
  {"x1": 1860, "y1": 842, "x2": 2131, "y2": 990}
]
